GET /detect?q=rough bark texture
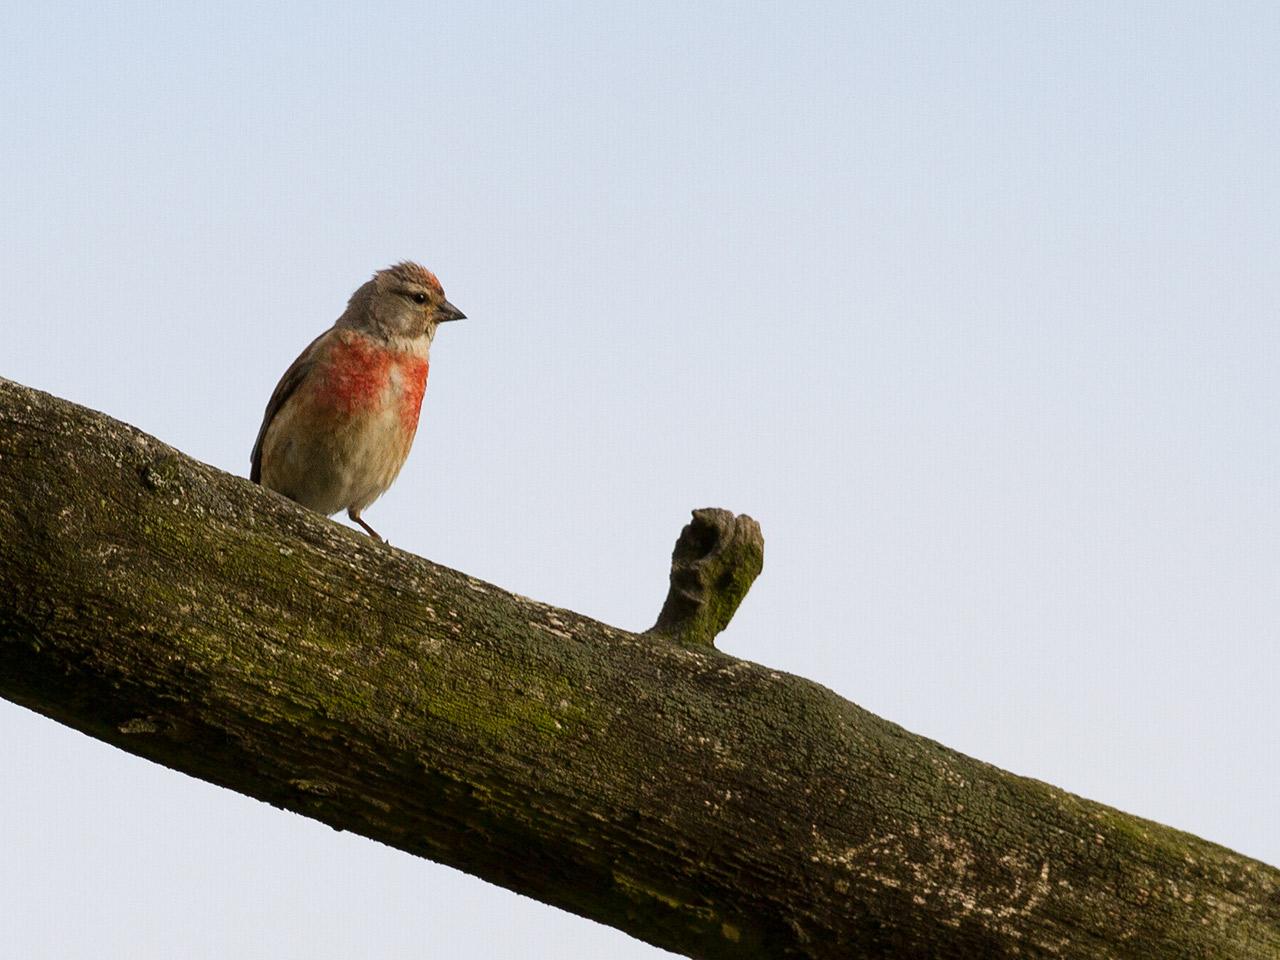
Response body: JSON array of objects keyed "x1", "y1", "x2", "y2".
[
  {"x1": 1, "y1": 376, "x2": 1278, "y2": 960},
  {"x1": 648, "y1": 508, "x2": 764, "y2": 648}
]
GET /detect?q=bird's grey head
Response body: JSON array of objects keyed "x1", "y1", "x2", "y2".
[{"x1": 340, "y1": 261, "x2": 465, "y2": 341}]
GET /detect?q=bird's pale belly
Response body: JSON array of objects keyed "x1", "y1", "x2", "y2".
[{"x1": 261, "y1": 347, "x2": 428, "y2": 516}]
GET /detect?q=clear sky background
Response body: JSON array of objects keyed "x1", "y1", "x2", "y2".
[{"x1": 3, "y1": 2, "x2": 1279, "y2": 957}]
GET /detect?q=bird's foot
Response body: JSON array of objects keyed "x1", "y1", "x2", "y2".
[{"x1": 348, "y1": 509, "x2": 385, "y2": 543}]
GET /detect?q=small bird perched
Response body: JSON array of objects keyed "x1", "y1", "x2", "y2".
[{"x1": 250, "y1": 262, "x2": 464, "y2": 541}]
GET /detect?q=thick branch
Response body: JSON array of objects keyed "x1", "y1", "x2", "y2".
[{"x1": 0, "y1": 376, "x2": 1277, "y2": 960}]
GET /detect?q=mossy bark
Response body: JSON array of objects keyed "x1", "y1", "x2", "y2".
[
  {"x1": 0, "y1": 376, "x2": 1277, "y2": 959},
  {"x1": 648, "y1": 508, "x2": 764, "y2": 648}
]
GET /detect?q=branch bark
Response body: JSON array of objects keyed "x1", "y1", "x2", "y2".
[
  {"x1": 648, "y1": 508, "x2": 764, "y2": 648},
  {"x1": 0, "y1": 376, "x2": 1277, "y2": 959}
]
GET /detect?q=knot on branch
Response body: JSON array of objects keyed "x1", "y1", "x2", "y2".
[{"x1": 647, "y1": 508, "x2": 763, "y2": 648}]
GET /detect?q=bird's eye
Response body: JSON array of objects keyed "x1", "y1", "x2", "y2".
[{"x1": 411, "y1": 292, "x2": 428, "y2": 305}]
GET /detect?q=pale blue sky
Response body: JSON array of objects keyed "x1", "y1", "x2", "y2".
[{"x1": 4, "y1": 2, "x2": 1280, "y2": 957}]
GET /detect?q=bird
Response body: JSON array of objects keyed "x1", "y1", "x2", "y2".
[{"x1": 250, "y1": 261, "x2": 465, "y2": 541}]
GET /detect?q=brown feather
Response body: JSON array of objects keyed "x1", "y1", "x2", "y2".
[{"x1": 249, "y1": 329, "x2": 330, "y2": 483}]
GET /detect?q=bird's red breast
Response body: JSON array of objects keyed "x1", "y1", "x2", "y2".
[
  {"x1": 397, "y1": 355, "x2": 430, "y2": 434},
  {"x1": 314, "y1": 331, "x2": 429, "y2": 436}
]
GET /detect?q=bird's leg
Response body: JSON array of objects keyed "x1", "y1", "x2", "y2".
[{"x1": 347, "y1": 508, "x2": 384, "y2": 542}]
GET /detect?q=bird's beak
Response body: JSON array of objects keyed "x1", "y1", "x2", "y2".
[{"x1": 439, "y1": 300, "x2": 466, "y2": 322}]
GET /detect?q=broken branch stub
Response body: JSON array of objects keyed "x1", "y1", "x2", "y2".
[{"x1": 648, "y1": 508, "x2": 764, "y2": 647}]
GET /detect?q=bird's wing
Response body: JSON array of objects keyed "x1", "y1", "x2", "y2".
[{"x1": 249, "y1": 328, "x2": 333, "y2": 483}]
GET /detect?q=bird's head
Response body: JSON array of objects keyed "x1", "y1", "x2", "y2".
[{"x1": 340, "y1": 261, "x2": 465, "y2": 341}]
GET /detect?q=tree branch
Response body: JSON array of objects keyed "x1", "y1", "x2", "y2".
[
  {"x1": 0, "y1": 376, "x2": 1277, "y2": 959},
  {"x1": 648, "y1": 508, "x2": 764, "y2": 647}
]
